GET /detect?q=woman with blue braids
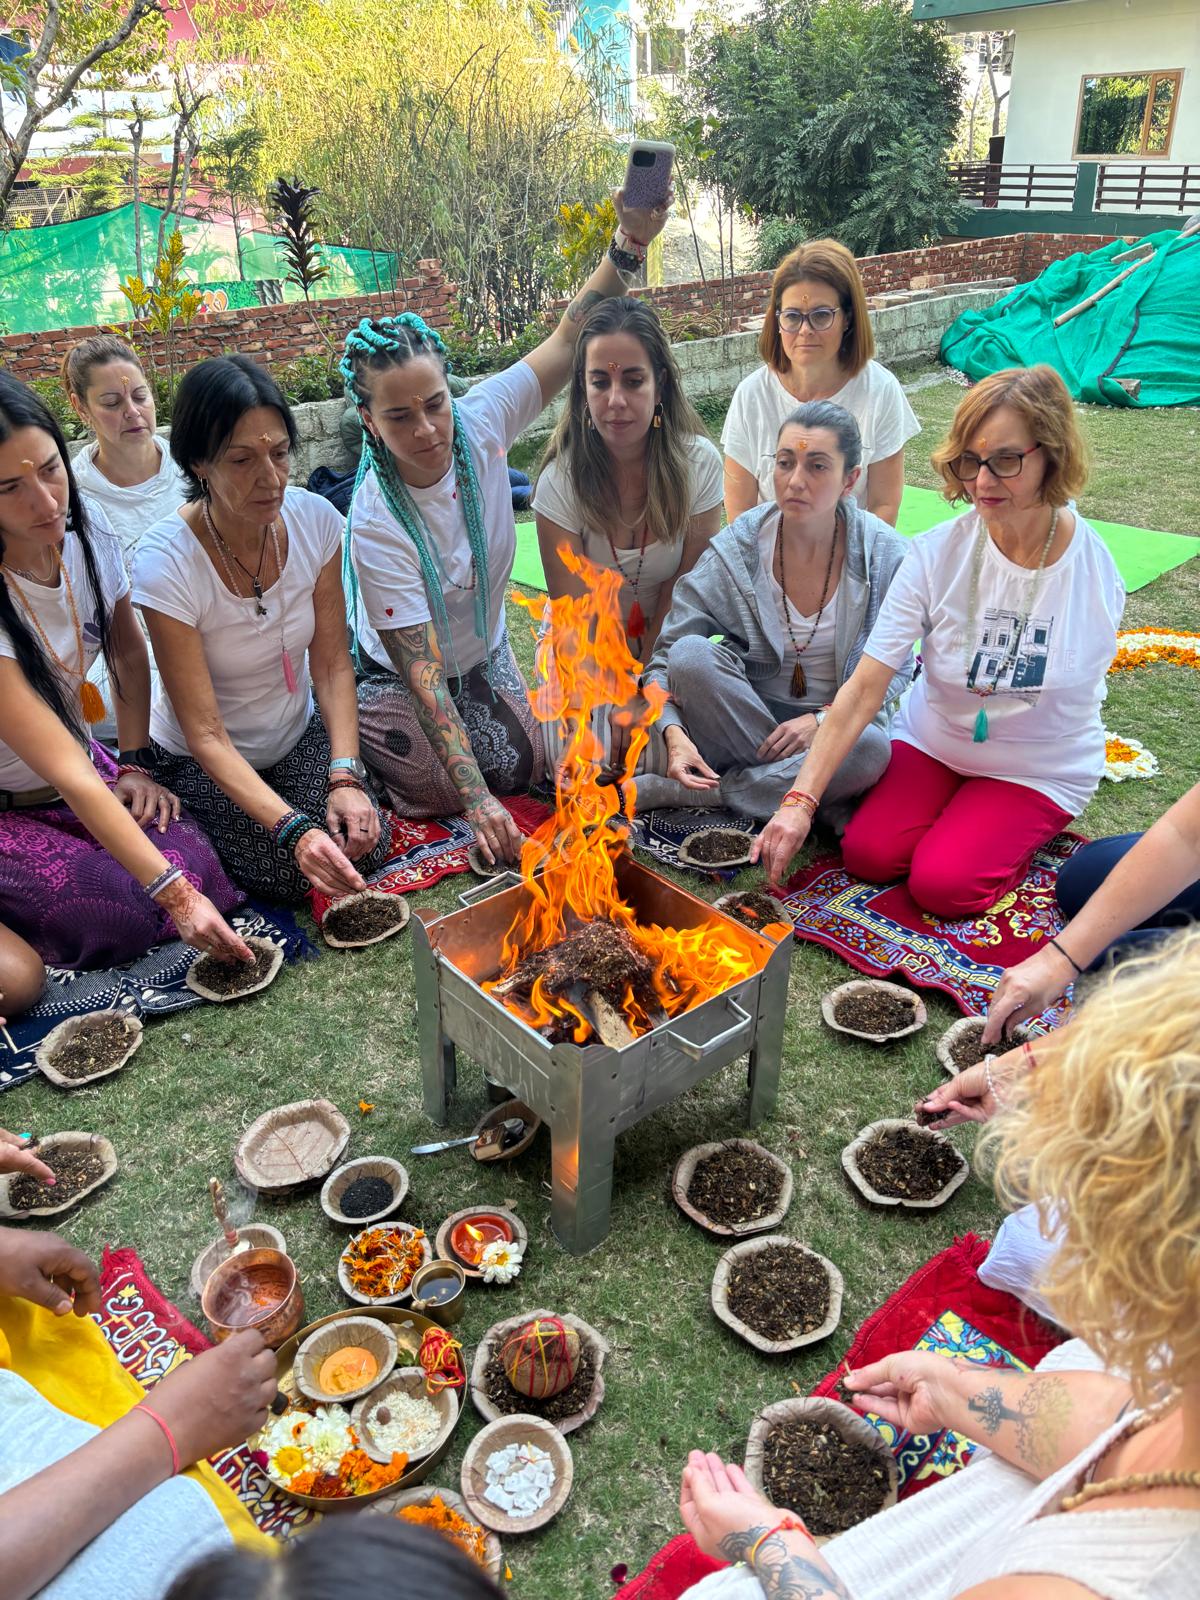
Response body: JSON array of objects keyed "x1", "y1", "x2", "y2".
[{"x1": 342, "y1": 183, "x2": 672, "y2": 865}]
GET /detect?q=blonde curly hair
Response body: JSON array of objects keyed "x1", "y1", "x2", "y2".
[{"x1": 981, "y1": 927, "x2": 1200, "y2": 1405}]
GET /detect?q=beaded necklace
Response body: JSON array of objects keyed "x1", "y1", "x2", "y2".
[
  {"x1": 1060, "y1": 1396, "x2": 1200, "y2": 1511},
  {"x1": 775, "y1": 510, "x2": 840, "y2": 700},
  {"x1": 2, "y1": 547, "x2": 106, "y2": 723},
  {"x1": 198, "y1": 508, "x2": 299, "y2": 694},
  {"x1": 601, "y1": 521, "x2": 651, "y2": 641},
  {"x1": 962, "y1": 506, "x2": 1059, "y2": 744}
]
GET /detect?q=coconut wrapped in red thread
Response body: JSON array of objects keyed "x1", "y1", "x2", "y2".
[{"x1": 501, "y1": 1315, "x2": 581, "y2": 1399}]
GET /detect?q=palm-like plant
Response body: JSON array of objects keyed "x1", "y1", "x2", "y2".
[{"x1": 268, "y1": 175, "x2": 330, "y2": 300}]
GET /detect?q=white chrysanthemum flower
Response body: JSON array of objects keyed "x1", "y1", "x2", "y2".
[
  {"x1": 1102, "y1": 730, "x2": 1160, "y2": 783},
  {"x1": 480, "y1": 1239, "x2": 523, "y2": 1284},
  {"x1": 302, "y1": 1406, "x2": 356, "y2": 1469}
]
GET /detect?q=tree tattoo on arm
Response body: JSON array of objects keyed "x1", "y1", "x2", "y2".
[
  {"x1": 967, "y1": 1376, "x2": 1074, "y2": 1475},
  {"x1": 378, "y1": 623, "x2": 488, "y2": 809}
]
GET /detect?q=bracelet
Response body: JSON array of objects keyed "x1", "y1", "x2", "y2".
[
  {"x1": 1048, "y1": 935, "x2": 1085, "y2": 976},
  {"x1": 1021, "y1": 1040, "x2": 1039, "y2": 1072},
  {"x1": 136, "y1": 1402, "x2": 180, "y2": 1476},
  {"x1": 270, "y1": 808, "x2": 302, "y2": 841},
  {"x1": 781, "y1": 787, "x2": 819, "y2": 812},
  {"x1": 747, "y1": 1516, "x2": 810, "y2": 1568},
  {"x1": 117, "y1": 763, "x2": 152, "y2": 780},
  {"x1": 143, "y1": 866, "x2": 183, "y2": 900},
  {"x1": 608, "y1": 240, "x2": 643, "y2": 279},
  {"x1": 276, "y1": 814, "x2": 319, "y2": 853},
  {"x1": 983, "y1": 1052, "x2": 1000, "y2": 1103},
  {"x1": 326, "y1": 776, "x2": 366, "y2": 794},
  {"x1": 615, "y1": 225, "x2": 649, "y2": 251}
]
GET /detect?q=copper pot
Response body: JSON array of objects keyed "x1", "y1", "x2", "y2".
[{"x1": 201, "y1": 1247, "x2": 304, "y2": 1349}]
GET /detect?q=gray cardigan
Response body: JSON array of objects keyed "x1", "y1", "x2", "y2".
[{"x1": 645, "y1": 498, "x2": 913, "y2": 731}]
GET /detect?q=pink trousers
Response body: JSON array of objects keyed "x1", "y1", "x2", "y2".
[{"x1": 841, "y1": 740, "x2": 1073, "y2": 920}]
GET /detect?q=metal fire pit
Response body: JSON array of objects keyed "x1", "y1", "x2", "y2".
[{"x1": 412, "y1": 853, "x2": 792, "y2": 1255}]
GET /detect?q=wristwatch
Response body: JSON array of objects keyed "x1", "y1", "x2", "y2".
[
  {"x1": 329, "y1": 757, "x2": 368, "y2": 782},
  {"x1": 118, "y1": 745, "x2": 156, "y2": 768}
]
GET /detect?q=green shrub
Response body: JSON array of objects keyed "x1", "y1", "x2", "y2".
[
  {"x1": 28, "y1": 378, "x2": 85, "y2": 441},
  {"x1": 752, "y1": 217, "x2": 812, "y2": 273},
  {"x1": 272, "y1": 354, "x2": 342, "y2": 406}
]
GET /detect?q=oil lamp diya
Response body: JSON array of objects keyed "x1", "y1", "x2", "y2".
[{"x1": 449, "y1": 1212, "x2": 514, "y2": 1267}]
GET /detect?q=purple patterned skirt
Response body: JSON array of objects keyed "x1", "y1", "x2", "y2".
[{"x1": 0, "y1": 744, "x2": 243, "y2": 969}]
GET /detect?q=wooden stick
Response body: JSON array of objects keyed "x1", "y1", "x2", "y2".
[
  {"x1": 1110, "y1": 241, "x2": 1154, "y2": 264},
  {"x1": 1053, "y1": 256, "x2": 1152, "y2": 327}
]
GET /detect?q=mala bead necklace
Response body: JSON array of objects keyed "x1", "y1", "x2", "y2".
[
  {"x1": 963, "y1": 505, "x2": 1058, "y2": 744},
  {"x1": 776, "y1": 509, "x2": 840, "y2": 700},
  {"x1": 1060, "y1": 1398, "x2": 1200, "y2": 1511},
  {"x1": 2, "y1": 548, "x2": 107, "y2": 723},
  {"x1": 602, "y1": 519, "x2": 651, "y2": 641},
  {"x1": 200, "y1": 506, "x2": 299, "y2": 694}
]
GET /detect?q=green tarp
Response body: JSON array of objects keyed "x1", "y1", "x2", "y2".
[
  {"x1": 939, "y1": 229, "x2": 1200, "y2": 407},
  {"x1": 0, "y1": 204, "x2": 397, "y2": 335}
]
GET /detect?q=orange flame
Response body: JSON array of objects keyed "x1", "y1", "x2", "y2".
[{"x1": 484, "y1": 545, "x2": 763, "y2": 1042}]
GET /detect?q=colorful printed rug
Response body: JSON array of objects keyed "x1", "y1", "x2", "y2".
[
  {"x1": 811, "y1": 1234, "x2": 1065, "y2": 1500},
  {"x1": 630, "y1": 806, "x2": 760, "y2": 880},
  {"x1": 97, "y1": 1246, "x2": 313, "y2": 1539},
  {"x1": 778, "y1": 832, "x2": 1088, "y2": 1028},
  {"x1": 307, "y1": 795, "x2": 552, "y2": 926},
  {"x1": 0, "y1": 902, "x2": 314, "y2": 1095}
]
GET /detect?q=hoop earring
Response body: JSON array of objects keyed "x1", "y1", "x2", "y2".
[{"x1": 652, "y1": 403, "x2": 664, "y2": 430}]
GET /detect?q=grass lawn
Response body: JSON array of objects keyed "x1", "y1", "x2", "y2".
[{"x1": 11, "y1": 370, "x2": 1198, "y2": 1597}]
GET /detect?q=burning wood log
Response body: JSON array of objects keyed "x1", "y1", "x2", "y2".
[{"x1": 492, "y1": 921, "x2": 664, "y2": 1044}]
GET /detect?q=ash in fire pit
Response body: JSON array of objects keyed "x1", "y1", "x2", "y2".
[{"x1": 493, "y1": 920, "x2": 666, "y2": 1046}]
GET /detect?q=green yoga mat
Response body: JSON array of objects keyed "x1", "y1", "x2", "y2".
[{"x1": 511, "y1": 488, "x2": 1197, "y2": 596}]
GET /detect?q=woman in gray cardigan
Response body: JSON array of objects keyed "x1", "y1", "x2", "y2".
[{"x1": 640, "y1": 402, "x2": 912, "y2": 822}]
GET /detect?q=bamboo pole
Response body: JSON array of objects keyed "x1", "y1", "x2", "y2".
[{"x1": 1053, "y1": 255, "x2": 1152, "y2": 327}]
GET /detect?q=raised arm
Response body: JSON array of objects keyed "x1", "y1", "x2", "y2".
[
  {"x1": 305, "y1": 555, "x2": 379, "y2": 862},
  {"x1": 520, "y1": 190, "x2": 672, "y2": 407},
  {"x1": 377, "y1": 621, "x2": 524, "y2": 867},
  {"x1": 723, "y1": 456, "x2": 760, "y2": 523},
  {"x1": 983, "y1": 779, "x2": 1200, "y2": 1044},
  {"x1": 865, "y1": 447, "x2": 904, "y2": 527}
]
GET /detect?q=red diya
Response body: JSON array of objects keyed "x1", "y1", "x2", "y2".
[{"x1": 449, "y1": 1213, "x2": 513, "y2": 1267}]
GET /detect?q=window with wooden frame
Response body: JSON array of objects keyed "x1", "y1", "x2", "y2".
[{"x1": 1074, "y1": 70, "x2": 1181, "y2": 159}]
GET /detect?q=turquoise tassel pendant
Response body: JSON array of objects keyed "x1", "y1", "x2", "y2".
[{"x1": 973, "y1": 707, "x2": 989, "y2": 743}]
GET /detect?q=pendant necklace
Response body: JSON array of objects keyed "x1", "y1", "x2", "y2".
[
  {"x1": 962, "y1": 505, "x2": 1058, "y2": 744},
  {"x1": 2, "y1": 547, "x2": 107, "y2": 723},
  {"x1": 603, "y1": 520, "x2": 651, "y2": 641},
  {"x1": 200, "y1": 506, "x2": 299, "y2": 693},
  {"x1": 776, "y1": 510, "x2": 839, "y2": 699}
]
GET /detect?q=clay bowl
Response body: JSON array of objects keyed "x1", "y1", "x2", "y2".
[
  {"x1": 672, "y1": 1138, "x2": 794, "y2": 1238},
  {"x1": 294, "y1": 1314, "x2": 398, "y2": 1404},
  {"x1": 713, "y1": 891, "x2": 793, "y2": 941},
  {"x1": 743, "y1": 1396, "x2": 898, "y2": 1544},
  {"x1": 460, "y1": 1414, "x2": 573, "y2": 1535},
  {"x1": 321, "y1": 1157, "x2": 409, "y2": 1226},
  {"x1": 821, "y1": 979, "x2": 927, "y2": 1044},
  {"x1": 201, "y1": 1246, "x2": 305, "y2": 1348},
  {"x1": 234, "y1": 1099, "x2": 351, "y2": 1197},
  {"x1": 35, "y1": 1010, "x2": 143, "y2": 1088},
  {"x1": 186, "y1": 934, "x2": 283, "y2": 1002},
  {"x1": 338, "y1": 1221, "x2": 432, "y2": 1307},
  {"x1": 677, "y1": 826, "x2": 757, "y2": 871},
  {"x1": 0, "y1": 1131, "x2": 118, "y2": 1221},
  {"x1": 470, "y1": 1100, "x2": 541, "y2": 1164},
  {"x1": 322, "y1": 889, "x2": 411, "y2": 949},
  {"x1": 368, "y1": 1484, "x2": 502, "y2": 1580},
  {"x1": 936, "y1": 1015, "x2": 1030, "y2": 1078},
  {"x1": 190, "y1": 1223, "x2": 287, "y2": 1300},
  {"x1": 436, "y1": 1207, "x2": 529, "y2": 1281},
  {"x1": 351, "y1": 1365, "x2": 459, "y2": 1464},
  {"x1": 470, "y1": 1307, "x2": 608, "y2": 1435},
  {"x1": 711, "y1": 1235, "x2": 843, "y2": 1355},
  {"x1": 841, "y1": 1118, "x2": 970, "y2": 1211}
]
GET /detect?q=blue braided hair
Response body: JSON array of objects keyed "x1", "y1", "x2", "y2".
[{"x1": 340, "y1": 313, "x2": 493, "y2": 684}]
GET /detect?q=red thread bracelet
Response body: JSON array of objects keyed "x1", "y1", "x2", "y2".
[
  {"x1": 137, "y1": 1403, "x2": 180, "y2": 1476},
  {"x1": 747, "y1": 1515, "x2": 810, "y2": 1567}
]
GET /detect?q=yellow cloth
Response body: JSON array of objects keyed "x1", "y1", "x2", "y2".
[{"x1": 0, "y1": 1292, "x2": 271, "y2": 1553}]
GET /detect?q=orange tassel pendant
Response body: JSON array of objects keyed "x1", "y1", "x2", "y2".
[
  {"x1": 79, "y1": 679, "x2": 107, "y2": 724},
  {"x1": 790, "y1": 660, "x2": 807, "y2": 699},
  {"x1": 627, "y1": 600, "x2": 645, "y2": 640}
]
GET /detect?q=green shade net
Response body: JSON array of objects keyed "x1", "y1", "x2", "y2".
[
  {"x1": 0, "y1": 204, "x2": 397, "y2": 334},
  {"x1": 939, "y1": 230, "x2": 1200, "y2": 407}
]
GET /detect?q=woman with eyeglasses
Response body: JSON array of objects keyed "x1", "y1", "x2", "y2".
[
  {"x1": 753, "y1": 366, "x2": 1125, "y2": 916},
  {"x1": 722, "y1": 240, "x2": 919, "y2": 528}
]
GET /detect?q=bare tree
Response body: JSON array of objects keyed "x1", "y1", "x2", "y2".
[
  {"x1": 155, "y1": 65, "x2": 207, "y2": 256},
  {"x1": 0, "y1": 0, "x2": 164, "y2": 225}
]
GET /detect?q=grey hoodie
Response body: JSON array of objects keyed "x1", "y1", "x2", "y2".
[{"x1": 645, "y1": 498, "x2": 914, "y2": 730}]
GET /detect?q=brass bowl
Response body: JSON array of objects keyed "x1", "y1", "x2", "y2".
[{"x1": 201, "y1": 1247, "x2": 304, "y2": 1349}]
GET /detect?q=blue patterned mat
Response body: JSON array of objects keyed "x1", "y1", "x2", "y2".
[{"x1": 0, "y1": 903, "x2": 315, "y2": 1092}]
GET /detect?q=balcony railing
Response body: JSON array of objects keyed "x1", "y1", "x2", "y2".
[
  {"x1": 949, "y1": 160, "x2": 1198, "y2": 216},
  {"x1": 948, "y1": 162, "x2": 1078, "y2": 209},
  {"x1": 1096, "y1": 163, "x2": 1200, "y2": 212}
]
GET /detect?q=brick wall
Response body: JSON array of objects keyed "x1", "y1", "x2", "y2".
[{"x1": 0, "y1": 264, "x2": 454, "y2": 385}]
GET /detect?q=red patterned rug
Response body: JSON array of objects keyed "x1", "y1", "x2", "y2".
[
  {"x1": 777, "y1": 833, "x2": 1087, "y2": 1029},
  {"x1": 308, "y1": 795, "x2": 552, "y2": 926},
  {"x1": 97, "y1": 1246, "x2": 312, "y2": 1538}
]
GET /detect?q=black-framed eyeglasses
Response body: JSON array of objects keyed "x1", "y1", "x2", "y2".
[
  {"x1": 949, "y1": 443, "x2": 1042, "y2": 481},
  {"x1": 777, "y1": 306, "x2": 839, "y2": 333}
]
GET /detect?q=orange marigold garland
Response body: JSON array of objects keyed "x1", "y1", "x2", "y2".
[
  {"x1": 1109, "y1": 628, "x2": 1200, "y2": 674},
  {"x1": 342, "y1": 1225, "x2": 427, "y2": 1299},
  {"x1": 396, "y1": 1494, "x2": 490, "y2": 1567},
  {"x1": 419, "y1": 1326, "x2": 465, "y2": 1394}
]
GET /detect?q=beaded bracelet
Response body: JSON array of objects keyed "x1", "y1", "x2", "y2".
[
  {"x1": 276, "y1": 816, "x2": 319, "y2": 853},
  {"x1": 608, "y1": 240, "x2": 643, "y2": 279},
  {"x1": 143, "y1": 866, "x2": 183, "y2": 900},
  {"x1": 270, "y1": 808, "x2": 303, "y2": 841},
  {"x1": 326, "y1": 776, "x2": 366, "y2": 794},
  {"x1": 747, "y1": 1515, "x2": 810, "y2": 1569}
]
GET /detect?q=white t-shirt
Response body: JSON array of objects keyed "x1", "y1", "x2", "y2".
[
  {"x1": 350, "y1": 360, "x2": 544, "y2": 677},
  {"x1": 865, "y1": 509, "x2": 1126, "y2": 814},
  {"x1": 133, "y1": 486, "x2": 343, "y2": 768},
  {"x1": 0, "y1": 510, "x2": 128, "y2": 792},
  {"x1": 532, "y1": 433, "x2": 723, "y2": 628},
  {"x1": 756, "y1": 510, "x2": 839, "y2": 706},
  {"x1": 73, "y1": 439, "x2": 188, "y2": 572},
  {"x1": 721, "y1": 360, "x2": 920, "y2": 506}
]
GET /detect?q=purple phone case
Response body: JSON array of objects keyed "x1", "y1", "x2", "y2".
[{"x1": 623, "y1": 148, "x2": 673, "y2": 211}]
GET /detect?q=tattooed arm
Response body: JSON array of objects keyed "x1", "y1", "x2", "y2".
[
  {"x1": 845, "y1": 1352, "x2": 1132, "y2": 1482},
  {"x1": 377, "y1": 621, "x2": 524, "y2": 866}
]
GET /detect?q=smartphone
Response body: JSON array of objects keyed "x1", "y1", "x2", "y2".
[{"x1": 622, "y1": 139, "x2": 675, "y2": 212}]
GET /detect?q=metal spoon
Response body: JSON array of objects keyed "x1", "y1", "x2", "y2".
[{"x1": 410, "y1": 1117, "x2": 525, "y2": 1156}]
